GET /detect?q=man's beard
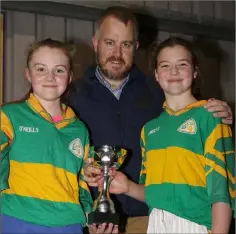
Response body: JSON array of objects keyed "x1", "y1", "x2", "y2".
[{"x1": 96, "y1": 50, "x2": 133, "y2": 81}]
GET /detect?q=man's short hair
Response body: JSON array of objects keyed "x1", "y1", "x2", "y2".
[{"x1": 95, "y1": 6, "x2": 139, "y2": 40}]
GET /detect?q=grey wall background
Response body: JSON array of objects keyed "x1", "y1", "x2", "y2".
[
  {"x1": 50, "y1": 0, "x2": 235, "y2": 22},
  {"x1": 1, "y1": 1, "x2": 235, "y2": 108}
]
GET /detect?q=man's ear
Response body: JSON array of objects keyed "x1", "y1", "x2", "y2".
[
  {"x1": 135, "y1": 41, "x2": 139, "y2": 50},
  {"x1": 92, "y1": 35, "x2": 98, "y2": 53},
  {"x1": 25, "y1": 68, "x2": 31, "y2": 83}
]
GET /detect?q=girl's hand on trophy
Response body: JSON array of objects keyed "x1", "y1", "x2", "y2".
[
  {"x1": 108, "y1": 170, "x2": 130, "y2": 194},
  {"x1": 84, "y1": 158, "x2": 102, "y2": 187},
  {"x1": 89, "y1": 223, "x2": 119, "y2": 234}
]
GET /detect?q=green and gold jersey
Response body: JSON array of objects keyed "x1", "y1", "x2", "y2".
[
  {"x1": 139, "y1": 100, "x2": 235, "y2": 230},
  {"x1": 0, "y1": 93, "x2": 92, "y2": 227}
]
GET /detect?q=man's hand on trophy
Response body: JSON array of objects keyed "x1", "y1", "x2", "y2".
[
  {"x1": 84, "y1": 158, "x2": 102, "y2": 187},
  {"x1": 88, "y1": 222, "x2": 119, "y2": 234}
]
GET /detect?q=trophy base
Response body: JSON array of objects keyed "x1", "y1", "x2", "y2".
[{"x1": 88, "y1": 211, "x2": 119, "y2": 225}]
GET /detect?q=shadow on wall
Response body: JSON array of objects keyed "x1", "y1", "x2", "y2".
[
  {"x1": 135, "y1": 32, "x2": 157, "y2": 77},
  {"x1": 192, "y1": 38, "x2": 227, "y2": 101},
  {"x1": 68, "y1": 39, "x2": 94, "y2": 80}
]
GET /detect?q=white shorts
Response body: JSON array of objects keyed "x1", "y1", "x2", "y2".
[{"x1": 147, "y1": 208, "x2": 208, "y2": 233}]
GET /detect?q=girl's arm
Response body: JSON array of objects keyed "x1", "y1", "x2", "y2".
[
  {"x1": 108, "y1": 170, "x2": 145, "y2": 202},
  {"x1": 125, "y1": 180, "x2": 145, "y2": 202},
  {"x1": 212, "y1": 202, "x2": 232, "y2": 234},
  {"x1": 0, "y1": 111, "x2": 13, "y2": 155},
  {"x1": 204, "y1": 115, "x2": 235, "y2": 233},
  {"x1": 79, "y1": 134, "x2": 93, "y2": 214},
  {"x1": 0, "y1": 110, "x2": 14, "y2": 191}
]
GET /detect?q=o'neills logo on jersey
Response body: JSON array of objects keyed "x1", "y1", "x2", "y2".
[
  {"x1": 148, "y1": 126, "x2": 160, "y2": 135},
  {"x1": 19, "y1": 126, "x2": 39, "y2": 133},
  {"x1": 69, "y1": 138, "x2": 83, "y2": 158}
]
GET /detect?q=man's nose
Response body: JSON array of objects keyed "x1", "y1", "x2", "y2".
[{"x1": 113, "y1": 45, "x2": 122, "y2": 58}]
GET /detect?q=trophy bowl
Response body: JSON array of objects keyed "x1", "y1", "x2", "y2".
[{"x1": 87, "y1": 145, "x2": 127, "y2": 225}]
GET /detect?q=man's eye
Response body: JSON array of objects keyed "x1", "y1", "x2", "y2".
[
  {"x1": 123, "y1": 43, "x2": 132, "y2": 48},
  {"x1": 179, "y1": 63, "x2": 188, "y2": 67},
  {"x1": 106, "y1": 41, "x2": 114, "y2": 46}
]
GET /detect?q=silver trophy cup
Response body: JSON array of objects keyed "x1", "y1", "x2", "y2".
[{"x1": 88, "y1": 145, "x2": 127, "y2": 225}]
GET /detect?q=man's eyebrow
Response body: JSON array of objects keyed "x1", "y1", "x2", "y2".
[
  {"x1": 103, "y1": 39, "x2": 134, "y2": 44},
  {"x1": 104, "y1": 38, "x2": 114, "y2": 41},
  {"x1": 55, "y1": 65, "x2": 68, "y2": 70},
  {"x1": 123, "y1": 40, "x2": 134, "y2": 44},
  {"x1": 177, "y1": 59, "x2": 191, "y2": 63}
]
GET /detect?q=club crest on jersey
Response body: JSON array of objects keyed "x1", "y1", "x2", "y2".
[
  {"x1": 177, "y1": 118, "x2": 197, "y2": 134},
  {"x1": 69, "y1": 138, "x2": 83, "y2": 158}
]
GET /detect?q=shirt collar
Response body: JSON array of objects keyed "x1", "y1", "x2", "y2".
[
  {"x1": 26, "y1": 93, "x2": 76, "y2": 123},
  {"x1": 95, "y1": 66, "x2": 130, "y2": 91},
  {"x1": 163, "y1": 100, "x2": 207, "y2": 116}
]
